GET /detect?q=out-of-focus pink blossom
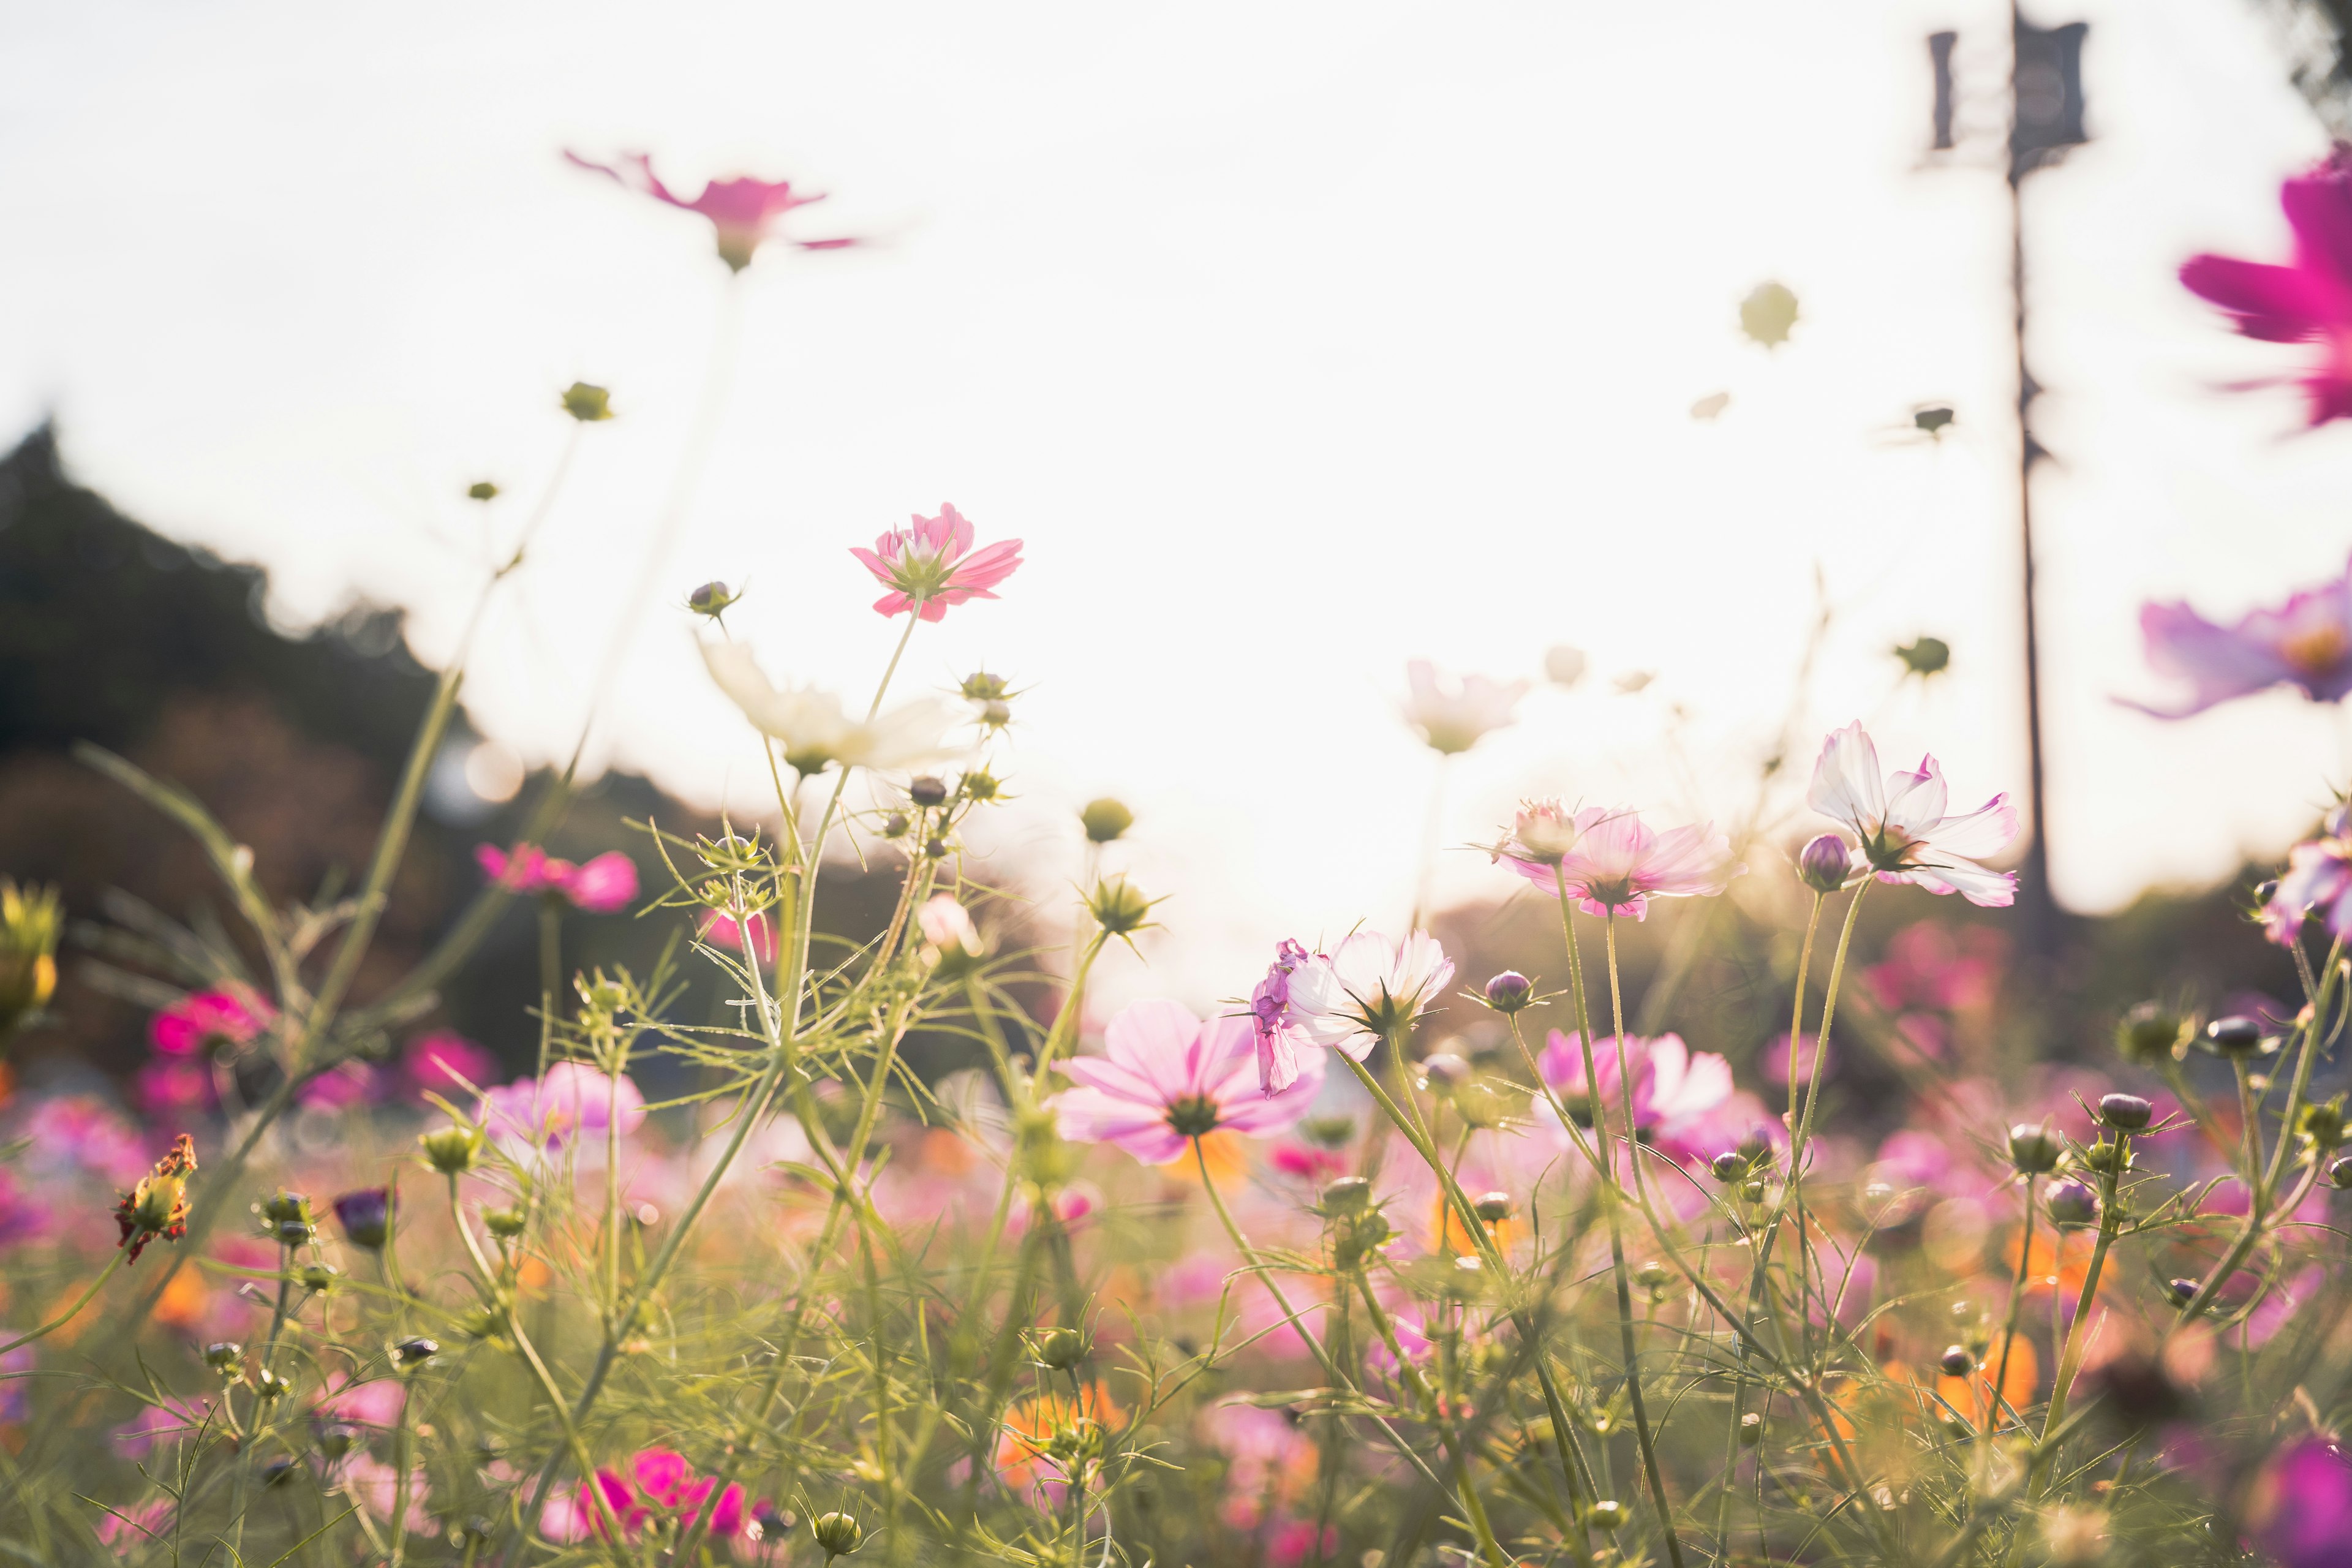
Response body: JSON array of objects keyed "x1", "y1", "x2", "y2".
[
  {"x1": 2180, "y1": 152, "x2": 2352, "y2": 426},
  {"x1": 1277, "y1": 932, "x2": 1454, "y2": 1082},
  {"x1": 477, "y1": 843, "x2": 638, "y2": 913},
  {"x1": 0, "y1": 1166, "x2": 42, "y2": 1246},
  {"x1": 345, "y1": 1453, "x2": 433, "y2": 1532},
  {"x1": 135, "y1": 1059, "x2": 215, "y2": 1119},
  {"x1": 296, "y1": 1060, "x2": 381, "y2": 1111},
  {"x1": 1864, "y1": 921, "x2": 2001, "y2": 1012},
  {"x1": 402, "y1": 1031, "x2": 499, "y2": 1101},
  {"x1": 1267, "y1": 1519, "x2": 1341, "y2": 1567},
  {"x1": 2248, "y1": 1437, "x2": 2352, "y2": 1568},
  {"x1": 2127, "y1": 554, "x2": 2352, "y2": 718},
  {"x1": 1054, "y1": 1001, "x2": 1322, "y2": 1164},
  {"x1": 1760, "y1": 1031, "x2": 1827, "y2": 1090},
  {"x1": 113, "y1": 1396, "x2": 213, "y2": 1457},
  {"x1": 1270, "y1": 1141, "x2": 1346, "y2": 1183},
  {"x1": 1494, "y1": 801, "x2": 1740, "y2": 919},
  {"x1": 315, "y1": 1376, "x2": 407, "y2": 1433},
  {"x1": 150, "y1": 987, "x2": 273, "y2": 1057},
  {"x1": 2264, "y1": 804, "x2": 2352, "y2": 946},
  {"x1": 483, "y1": 1063, "x2": 646, "y2": 1150},
  {"x1": 1536, "y1": 1031, "x2": 1760, "y2": 1166},
  {"x1": 12, "y1": 1095, "x2": 146, "y2": 1186},
  {"x1": 1401, "y1": 659, "x2": 1525, "y2": 755},
  {"x1": 565, "y1": 151, "x2": 854, "y2": 270},
  {"x1": 1807, "y1": 722, "x2": 2017, "y2": 907},
  {"x1": 94, "y1": 1499, "x2": 173, "y2": 1548},
  {"x1": 917, "y1": 894, "x2": 981, "y2": 954},
  {"x1": 850, "y1": 503, "x2": 1023, "y2": 622},
  {"x1": 697, "y1": 910, "x2": 778, "y2": 963}
]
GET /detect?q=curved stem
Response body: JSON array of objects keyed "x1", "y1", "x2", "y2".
[{"x1": 0, "y1": 1250, "x2": 124, "y2": 1357}]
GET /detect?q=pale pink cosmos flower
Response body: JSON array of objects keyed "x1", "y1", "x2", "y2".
[
  {"x1": 697, "y1": 909, "x2": 778, "y2": 963},
  {"x1": 917, "y1": 894, "x2": 981, "y2": 954},
  {"x1": 1401, "y1": 659, "x2": 1525, "y2": 755},
  {"x1": 1806, "y1": 722, "x2": 2017, "y2": 907},
  {"x1": 2262, "y1": 803, "x2": 2352, "y2": 946},
  {"x1": 150, "y1": 986, "x2": 273, "y2": 1057},
  {"x1": 2180, "y1": 150, "x2": 2352, "y2": 426},
  {"x1": 2124, "y1": 552, "x2": 2352, "y2": 718},
  {"x1": 476, "y1": 844, "x2": 639, "y2": 913},
  {"x1": 565, "y1": 151, "x2": 854, "y2": 271},
  {"x1": 1054, "y1": 1000, "x2": 1323, "y2": 1164},
  {"x1": 1272, "y1": 932, "x2": 1455, "y2": 1088},
  {"x1": 1535, "y1": 1031, "x2": 1739, "y2": 1164},
  {"x1": 850, "y1": 503, "x2": 1023, "y2": 622},
  {"x1": 483, "y1": 1063, "x2": 647, "y2": 1151},
  {"x1": 1494, "y1": 800, "x2": 1740, "y2": 919}
]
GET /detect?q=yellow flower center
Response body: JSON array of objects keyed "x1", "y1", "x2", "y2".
[{"x1": 2282, "y1": 624, "x2": 2349, "y2": 679}]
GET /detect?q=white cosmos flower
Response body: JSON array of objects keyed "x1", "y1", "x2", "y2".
[
  {"x1": 1284, "y1": 930, "x2": 1457, "y2": 1060},
  {"x1": 1805, "y1": 721, "x2": 2018, "y2": 908},
  {"x1": 1403, "y1": 659, "x2": 1526, "y2": 755},
  {"x1": 700, "y1": 641, "x2": 965, "y2": 774}
]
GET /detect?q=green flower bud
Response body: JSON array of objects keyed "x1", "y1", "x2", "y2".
[
  {"x1": 1738, "y1": 281, "x2": 1798, "y2": 347},
  {"x1": 1912, "y1": 405, "x2": 1956, "y2": 436},
  {"x1": 0, "y1": 878, "x2": 61, "y2": 1041},
  {"x1": 483, "y1": 1205, "x2": 528, "y2": 1240},
  {"x1": 1086, "y1": 876, "x2": 1154, "y2": 937},
  {"x1": 1588, "y1": 1500, "x2": 1627, "y2": 1532},
  {"x1": 1894, "y1": 636, "x2": 1951, "y2": 677},
  {"x1": 418, "y1": 1123, "x2": 484, "y2": 1175},
  {"x1": 204, "y1": 1341, "x2": 243, "y2": 1371},
  {"x1": 1320, "y1": 1176, "x2": 1373, "y2": 1216},
  {"x1": 1472, "y1": 1191, "x2": 1514, "y2": 1225},
  {"x1": 1739, "y1": 1411, "x2": 1763, "y2": 1446},
  {"x1": 1080, "y1": 797, "x2": 1134, "y2": 844},
  {"x1": 686, "y1": 581, "x2": 740, "y2": 618},
  {"x1": 812, "y1": 1510, "x2": 865, "y2": 1559},
  {"x1": 908, "y1": 776, "x2": 949, "y2": 808},
  {"x1": 560, "y1": 382, "x2": 613, "y2": 422},
  {"x1": 2116, "y1": 1001, "x2": 2190, "y2": 1065},
  {"x1": 1030, "y1": 1326, "x2": 1088, "y2": 1370},
  {"x1": 2008, "y1": 1123, "x2": 2061, "y2": 1175},
  {"x1": 467, "y1": 480, "x2": 499, "y2": 502},
  {"x1": 960, "y1": 671, "x2": 1011, "y2": 702}
]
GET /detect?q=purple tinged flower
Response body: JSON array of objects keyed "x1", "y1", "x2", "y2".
[
  {"x1": 1796, "y1": 833, "x2": 1852, "y2": 894},
  {"x1": 1482, "y1": 971, "x2": 1534, "y2": 1013},
  {"x1": 1806, "y1": 722, "x2": 2018, "y2": 907},
  {"x1": 1052, "y1": 1000, "x2": 1324, "y2": 1164},
  {"x1": 566, "y1": 151, "x2": 855, "y2": 271},
  {"x1": 1280, "y1": 931, "x2": 1455, "y2": 1070},
  {"x1": 2180, "y1": 151, "x2": 2352, "y2": 426},
  {"x1": 1251, "y1": 939, "x2": 1317, "y2": 1094},
  {"x1": 1495, "y1": 801, "x2": 1741, "y2": 919},
  {"x1": 482, "y1": 1063, "x2": 647, "y2": 1151},
  {"x1": 2125, "y1": 553, "x2": 2352, "y2": 718},
  {"x1": 330, "y1": 1188, "x2": 392, "y2": 1250},
  {"x1": 2045, "y1": 1178, "x2": 2100, "y2": 1229},
  {"x1": 2264, "y1": 805, "x2": 2352, "y2": 946},
  {"x1": 2248, "y1": 1438, "x2": 2352, "y2": 1568}
]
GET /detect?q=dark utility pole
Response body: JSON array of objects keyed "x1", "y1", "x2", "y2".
[{"x1": 1929, "y1": 10, "x2": 2087, "y2": 949}]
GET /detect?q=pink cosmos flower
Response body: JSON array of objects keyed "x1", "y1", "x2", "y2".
[
  {"x1": 1806, "y1": 722, "x2": 2017, "y2": 907},
  {"x1": 475, "y1": 844, "x2": 639, "y2": 913},
  {"x1": 401, "y1": 1031, "x2": 499, "y2": 1101},
  {"x1": 1494, "y1": 800, "x2": 1740, "y2": 919},
  {"x1": 2263, "y1": 804, "x2": 2352, "y2": 946},
  {"x1": 295, "y1": 1060, "x2": 382, "y2": 1111},
  {"x1": 1267, "y1": 932, "x2": 1455, "y2": 1091},
  {"x1": 483, "y1": 1063, "x2": 646, "y2": 1150},
  {"x1": 1248, "y1": 939, "x2": 1319, "y2": 1096},
  {"x1": 697, "y1": 909, "x2": 778, "y2": 963},
  {"x1": 150, "y1": 987, "x2": 273, "y2": 1057},
  {"x1": 2179, "y1": 151, "x2": 2352, "y2": 426},
  {"x1": 565, "y1": 151, "x2": 854, "y2": 271},
  {"x1": 1401, "y1": 659, "x2": 1525, "y2": 755},
  {"x1": 1054, "y1": 1000, "x2": 1323, "y2": 1164},
  {"x1": 2248, "y1": 1438, "x2": 2352, "y2": 1568},
  {"x1": 917, "y1": 894, "x2": 981, "y2": 954},
  {"x1": 1863, "y1": 921, "x2": 2000, "y2": 1012},
  {"x1": 1536, "y1": 1031, "x2": 1736, "y2": 1163},
  {"x1": 135, "y1": 1059, "x2": 215, "y2": 1119},
  {"x1": 849, "y1": 503, "x2": 1023, "y2": 622},
  {"x1": 2125, "y1": 552, "x2": 2352, "y2": 718}
]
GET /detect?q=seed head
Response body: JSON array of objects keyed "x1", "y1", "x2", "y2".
[
  {"x1": 115, "y1": 1135, "x2": 198, "y2": 1263},
  {"x1": 1086, "y1": 875, "x2": 1154, "y2": 937}
]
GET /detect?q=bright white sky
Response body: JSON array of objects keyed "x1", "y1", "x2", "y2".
[{"x1": 3, "y1": 0, "x2": 2348, "y2": 1006}]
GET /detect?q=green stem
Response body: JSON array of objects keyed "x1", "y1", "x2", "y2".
[
  {"x1": 0, "y1": 1250, "x2": 124, "y2": 1357},
  {"x1": 2030, "y1": 1139, "x2": 2126, "y2": 1496}
]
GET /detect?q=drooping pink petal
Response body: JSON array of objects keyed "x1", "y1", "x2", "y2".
[{"x1": 562, "y1": 851, "x2": 639, "y2": 913}]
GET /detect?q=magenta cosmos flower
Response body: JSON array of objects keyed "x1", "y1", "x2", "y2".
[
  {"x1": 476, "y1": 843, "x2": 639, "y2": 913},
  {"x1": 1494, "y1": 800, "x2": 1740, "y2": 919},
  {"x1": 150, "y1": 986, "x2": 274, "y2": 1057},
  {"x1": 1054, "y1": 999, "x2": 1322, "y2": 1164},
  {"x1": 1806, "y1": 723, "x2": 2016, "y2": 907},
  {"x1": 2247, "y1": 1438, "x2": 2352, "y2": 1568},
  {"x1": 2124, "y1": 551, "x2": 2352, "y2": 718},
  {"x1": 565, "y1": 151, "x2": 854, "y2": 272},
  {"x1": 2262, "y1": 803, "x2": 2352, "y2": 946},
  {"x1": 2180, "y1": 151, "x2": 2352, "y2": 426},
  {"x1": 850, "y1": 503, "x2": 1023, "y2": 622}
]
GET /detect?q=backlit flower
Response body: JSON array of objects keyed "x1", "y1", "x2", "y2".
[
  {"x1": 2124, "y1": 552, "x2": 2352, "y2": 718},
  {"x1": 114, "y1": 1134, "x2": 197, "y2": 1263},
  {"x1": 1280, "y1": 931, "x2": 1455, "y2": 1071},
  {"x1": 1250, "y1": 938, "x2": 1320, "y2": 1095},
  {"x1": 1054, "y1": 999, "x2": 1323, "y2": 1164},
  {"x1": 2247, "y1": 1438, "x2": 2352, "y2": 1568},
  {"x1": 849, "y1": 503, "x2": 1023, "y2": 622},
  {"x1": 699, "y1": 642, "x2": 963, "y2": 774},
  {"x1": 2179, "y1": 151, "x2": 2352, "y2": 425},
  {"x1": 916, "y1": 895, "x2": 981, "y2": 956},
  {"x1": 1495, "y1": 801, "x2": 1740, "y2": 919},
  {"x1": 565, "y1": 151, "x2": 854, "y2": 271},
  {"x1": 474, "y1": 845, "x2": 639, "y2": 913},
  {"x1": 402, "y1": 1031, "x2": 499, "y2": 1101},
  {"x1": 1806, "y1": 722, "x2": 2016, "y2": 907},
  {"x1": 2262, "y1": 804, "x2": 2352, "y2": 946},
  {"x1": 1536, "y1": 1032, "x2": 1741, "y2": 1162},
  {"x1": 1401, "y1": 659, "x2": 1524, "y2": 755},
  {"x1": 483, "y1": 1063, "x2": 647, "y2": 1152},
  {"x1": 698, "y1": 910, "x2": 777, "y2": 962}
]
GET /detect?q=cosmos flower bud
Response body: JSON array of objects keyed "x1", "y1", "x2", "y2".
[
  {"x1": 908, "y1": 775, "x2": 949, "y2": 808},
  {"x1": 2301, "y1": 1096, "x2": 2346, "y2": 1148},
  {"x1": 1300, "y1": 1115, "x2": 1355, "y2": 1149},
  {"x1": 687, "y1": 581, "x2": 740, "y2": 619},
  {"x1": 2008, "y1": 1124, "x2": 2061, "y2": 1175},
  {"x1": 1588, "y1": 1501, "x2": 1627, "y2": 1532},
  {"x1": 812, "y1": 1510, "x2": 865, "y2": 1559},
  {"x1": 483, "y1": 1205, "x2": 528, "y2": 1239},
  {"x1": 1482, "y1": 971, "x2": 1534, "y2": 1013},
  {"x1": 1913, "y1": 406, "x2": 1956, "y2": 435},
  {"x1": 467, "y1": 480, "x2": 499, "y2": 502},
  {"x1": 204, "y1": 1341, "x2": 243, "y2": 1371},
  {"x1": 0, "y1": 878, "x2": 61, "y2": 1043},
  {"x1": 331, "y1": 1188, "x2": 393, "y2": 1251},
  {"x1": 2168, "y1": 1278, "x2": 2200, "y2": 1308},
  {"x1": 961, "y1": 671, "x2": 1011, "y2": 702},
  {"x1": 2080, "y1": 1139, "x2": 2128, "y2": 1175},
  {"x1": 1417, "y1": 1052, "x2": 1469, "y2": 1094},
  {"x1": 1030, "y1": 1326, "x2": 1088, "y2": 1370},
  {"x1": 1796, "y1": 834, "x2": 1852, "y2": 894},
  {"x1": 1739, "y1": 1411, "x2": 1763, "y2": 1446},
  {"x1": 1086, "y1": 876, "x2": 1153, "y2": 937},
  {"x1": 560, "y1": 382, "x2": 613, "y2": 422},
  {"x1": 2115, "y1": 1001, "x2": 2190, "y2": 1065},
  {"x1": 960, "y1": 769, "x2": 1001, "y2": 803},
  {"x1": 300, "y1": 1262, "x2": 338, "y2": 1292},
  {"x1": 1320, "y1": 1176, "x2": 1373, "y2": 1216},
  {"x1": 2202, "y1": 1016, "x2": 2272, "y2": 1057},
  {"x1": 924, "y1": 835, "x2": 951, "y2": 861},
  {"x1": 1939, "y1": 1345, "x2": 1973, "y2": 1377},
  {"x1": 881, "y1": 812, "x2": 911, "y2": 840},
  {"x1": 261, "y1": 1189, "x2": 314, "y2": 1247},
  {"x1": 1894, "y1": 636, "x2": 1951, "y2": 677},
  {"x1": 317, "y1": 1422, "x2": 357, "y2": 1460},
  {"x1": 260, "y1": 1457, "x2": 298, "y2": 1487},
  {"x1": 2331, "y1": 1155, "x2": 2352, "y2": 1190},
  {"x1": 2045, "y1": 1178, "x2": 2100, "y2": 1229},
  {"x1": 1080, "y1": 797, "x2": 1134, "y2": 844},
  {"x1": 979, "y1": 699, "x2": 1013, "y2": 729},
  {"x1": 1736, "y1": 1128, "x2": 1776, "y2": 1169},
  {"x1": 393, "y1": 1336, "x2": 439, "y2": 1368},
  {"x1": 2097, "y1": 1093, "x2": 2153, "y2": 1133},
  {"x1": 1710, "y1": 1151, "x2": 1747, "y2": 1183},
  {"x1": 1472, "y1": 1191, "x2": 1514, "y2": 1224},
  {"x1": 418, "y1": 1123, "x2": 484, "y2": 1175},
  {"x1": 1633, "y1": 1260, "x2": 1672, "y2": 1292}
]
